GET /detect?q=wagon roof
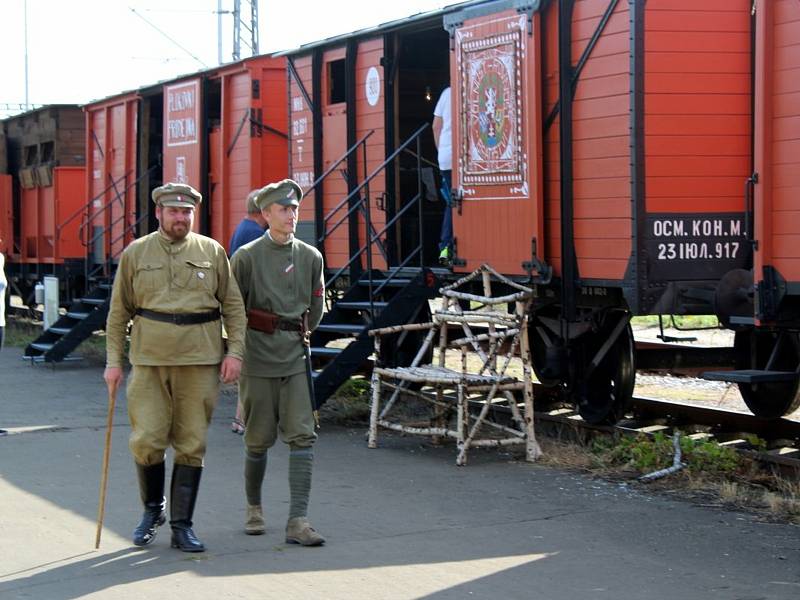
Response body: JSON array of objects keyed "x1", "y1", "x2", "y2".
[{"x1": 274, "y1": 0, "x2": 490, "y2": 56}]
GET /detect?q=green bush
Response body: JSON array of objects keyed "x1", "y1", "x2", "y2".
[{"x1": 592, "y1": 431, "x2": 741, "y2": 475}]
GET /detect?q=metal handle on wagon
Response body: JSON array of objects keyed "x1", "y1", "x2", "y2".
[{"x1": 744, "y1": 173, "x2": 757, "y2": 247}]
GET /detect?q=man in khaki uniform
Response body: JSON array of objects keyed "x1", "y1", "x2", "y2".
[
  {"x1": 104, "y1": 183, "x2": 246, "y2": 553},
  {"x1": 230, "y1": 179, "x2": 325, "y2": 546}
]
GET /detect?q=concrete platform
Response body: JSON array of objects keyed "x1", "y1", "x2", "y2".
[{"x1": 0, "y1": 346, "x2": 798, "y2": 599}]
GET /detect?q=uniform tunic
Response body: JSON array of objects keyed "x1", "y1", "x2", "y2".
[
  {"x1": 105, "y1": 230, "x2": 246, "y2": 465},
  {"x1": 106, "y1": 230, "x2": 246, "y2": 368},
  {"x1": 231, "y1": 233, "x2": 324, "y2": 451},
  {"x1": 230, "y1": 233, "x2": 324, "y2": 377}
]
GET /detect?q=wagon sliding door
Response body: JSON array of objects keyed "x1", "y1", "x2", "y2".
[{"x1": 447, "y1": 4, "x2": 544, "y2": 275}]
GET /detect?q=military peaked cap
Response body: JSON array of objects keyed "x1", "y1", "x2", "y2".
[
  {"x1": 152, "y1": 182, "x2": 202, "y2": 208},
  {"x1": 255, "y1": 179, "x2": 303, "y2": 211}
]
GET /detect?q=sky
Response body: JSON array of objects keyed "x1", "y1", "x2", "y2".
[{"x1": 0, "y1": 0, "x2": 447, "y2": 118}]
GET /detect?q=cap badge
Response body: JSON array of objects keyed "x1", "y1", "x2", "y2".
[{"x1": 197, "y1": 271, "x2": 205, "y2": 279}]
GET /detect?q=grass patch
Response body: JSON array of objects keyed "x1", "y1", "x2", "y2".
[
  {"x1": 632, "y1": 315, "x2": 720, "y2": 329},
  {"x1": 4, "y1": 319, "x2": 41, "y2": 347},
  {"x1": 538, "y1": 430, "x2": 800, "y2": 524},
  {"x1": 319, "y1": 377, "x2": 372, "y2": 425},
  {"x1": 590, "y1": 431, "x2": 740, "y2": 475}
]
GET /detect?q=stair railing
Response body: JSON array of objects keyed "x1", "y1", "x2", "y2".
[
  {"x1": 75, "y1": 165, "x2": 158, "y2": 290},
  {"x1": 323, "y1": 123, "x2": 430, "y2": 315},
  {"x1": 85, "y1": 211, "x2": 149, "y2": 286},
  {"x1": 51, "y1": 172, "x2": 129, "y2": 275},
  {"x1": 77, "y1": 172, "x2": 132, "y2": 248},
  {"x1": 303, "y1": 130, "x2": 375, "y2": 265}
]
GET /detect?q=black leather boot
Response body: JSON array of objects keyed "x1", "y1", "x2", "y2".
[
  {"x1": 169, "y1": 464, "x2": 205, "y2": 552},
  {"x1": 133, "y1": 462, "x2": 166, "y2": 546}
]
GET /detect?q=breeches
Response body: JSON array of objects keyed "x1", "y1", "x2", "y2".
[
  {"x1": 127, "y1": 364, "x2": 220, "y2": 466},
  {"x1": 239, "y1": 372, "x2": 317, "y2": 453}
]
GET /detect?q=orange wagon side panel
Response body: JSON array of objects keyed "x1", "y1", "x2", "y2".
[
  {"x1": 19, "y1": 168, "x2": 84, "y2": 264},
  {"x1": 289, "y1": 55, "x2": 317, "y2": 241},
  {"x1": 321, "y1": 47, "x2": 350, "y2": 268},
  {"x1": 451, "y1": 8, "x2": 544, "y2": 275},
  {"x1": 754, "y1": 0, "x2": 800, "y2": 288},
  {"x1": 211, "y1": 56, "x2": 288, "y2": 250},
  {"x1": 85, "y1": 94, "x2": 139, "y2": 264},
  {"x1": 354, "y1": 37, "x2": 387, "y2": 271},
  {"x1": 570, "y1": 0, "x2": 632, "y2": 281},
  {"x1": 643, "y1": 1, "x2": 752, "y2": 283},
  {"x1": 252, "y1": 58, "x2": 289, "y2": 194},
  {"x1": 53, "y1": 167, "x2": 87, "y2": 260}
]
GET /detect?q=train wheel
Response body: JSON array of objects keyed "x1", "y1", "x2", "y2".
[
  {"x1": 575, "y1": 314, "x2": 636, "y2": 425},
  {"x1": 734, "y1": 330, "x2": 800, "y2": 418}
]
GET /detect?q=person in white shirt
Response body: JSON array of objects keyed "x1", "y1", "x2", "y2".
[{"x1": 432, "y1": 86, "x2": 453, "y2": 266}]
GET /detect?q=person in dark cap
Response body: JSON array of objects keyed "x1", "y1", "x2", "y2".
[
  {"x1": 228, "y1": 189, "x2": 267, "y2": 436},
  {"x1": 229, "y1": 189, "x2": 267, "y2": 256},
  {"x1": 104, "y1": 182, "x2": 247, "y2": 553},
  {"x1": 230, "y1": 178, "x2": 326, "y2": 546}
]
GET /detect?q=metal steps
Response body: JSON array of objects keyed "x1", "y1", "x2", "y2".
[
  {"x1": 315, "y1": 324, "x2": 365, "y2": 335},
  {"x1": 309, "y1": 269, "x2": 439, "y2": 409},
  {"x1": 310, "y1": 347, "x2": 344, "y2": 358},
  {"x1": 24, "y1": 280, "x2": 113, "y2": 363},
  {"x1": 703, "y1": 369, "x2": 799, "y2": 384},
  {"x1": 66, "y1": 311, "x2": 90, "y2": 320},
  {"x1": 336, "y1": 301, "x2": 389, "y2": 311}
]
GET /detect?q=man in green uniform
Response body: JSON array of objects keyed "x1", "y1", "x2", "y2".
[
  {"x1": 231, "y1": 178, "x2": 325, "y2": 546},
  {"x1": 104, "y1": 182, "x2": 246, "y2": 553}
]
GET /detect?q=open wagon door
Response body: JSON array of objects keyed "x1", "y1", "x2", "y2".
[{"x1": 445, "y1": 1, "x2": 545, "y2": 276}]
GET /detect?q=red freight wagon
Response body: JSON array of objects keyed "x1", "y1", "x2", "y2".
[
  {"x1": 284, "y1": 0, "x2": 800, "y2": 422},
  {"x1": 706, "y1": 0, "x2": 800, "y2": 419},
  {"x1": 84, "y1": 55, "x2": 287, "y2": 259},
  {"x1": 23, "y1": 56, "x2": 289, "y2": 364},
  {"x1": 1, "y1": 106, "x2": 86, "y2": 300}
]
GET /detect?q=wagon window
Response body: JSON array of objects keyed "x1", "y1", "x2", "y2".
[
  {"x1": 40, "y1": 141, "x2": 54, "y2": 163},
  {"x1": 23, "y1": 144, "x2": 38, "y2": 166},
  {"x1": 328, "y1": 59, "x2": 346, "y2": 105}
]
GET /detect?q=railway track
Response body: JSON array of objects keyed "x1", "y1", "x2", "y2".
[{"x1": 533, "y1": 390, "x2": 800, "y2": 476}]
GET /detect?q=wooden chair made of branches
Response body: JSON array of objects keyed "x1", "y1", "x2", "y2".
[{"x1": 367, "y1": 264, "x2": 542, "y2": 466}]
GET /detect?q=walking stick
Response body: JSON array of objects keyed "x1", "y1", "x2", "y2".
[{"x1": 95, "y1": 380, "x2": 118, "y2": 549}]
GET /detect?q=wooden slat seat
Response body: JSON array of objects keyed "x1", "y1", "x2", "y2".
[{"x1": 367, "y1": 264, "x2": 542, "y2": 466}]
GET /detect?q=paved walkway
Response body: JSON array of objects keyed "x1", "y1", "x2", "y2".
[{"x1": 0, "y1": 346, "x2": 798, "y2": 599}]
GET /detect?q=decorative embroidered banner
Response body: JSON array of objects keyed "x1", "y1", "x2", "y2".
[{"x1": 460, "y1": 31, "x2": 524, "y2": 186}]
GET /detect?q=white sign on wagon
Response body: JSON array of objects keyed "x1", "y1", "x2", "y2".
[{"x1": 365, "y1": 67, "x2": 381, "y2": 107}]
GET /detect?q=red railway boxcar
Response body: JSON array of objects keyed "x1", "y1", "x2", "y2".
[
  {"x1": 281, "y1": 0, "x2": 800, "y2": 422},
  {"x1": 17, "y1": 0, "x2": 800, "y2": 421},
  {"x1": 1, "y1": 105, "x2": 86, "y2": 299},
  {"x1": 709, "y1": 0, "x2": 800, "y2": 419},
  {"x1": 83, "y1": 54, "x2": 287, "y2": 267}
]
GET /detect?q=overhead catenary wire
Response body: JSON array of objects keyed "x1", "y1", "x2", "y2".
[{"x1": 128, "y1": 7, "x2": 209, "y2": 69}]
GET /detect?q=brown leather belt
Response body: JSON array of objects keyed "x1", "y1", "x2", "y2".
[
  {"x1": 135, "y1": 307, "x2": 221, "y2": 325},
  {"x1": 246, "y1": 308, "x2": 302, "y2": 334}
]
